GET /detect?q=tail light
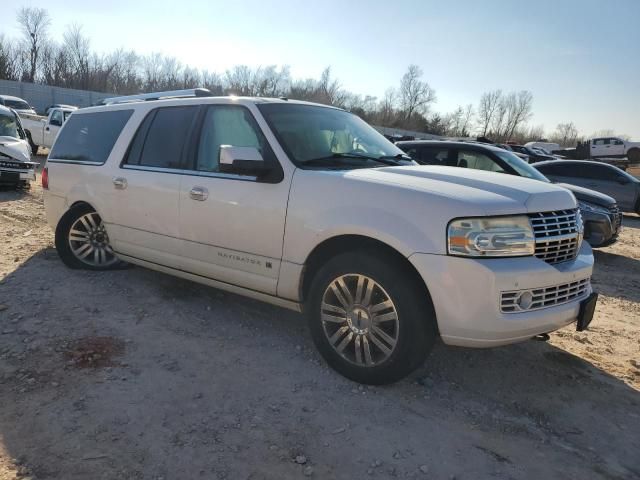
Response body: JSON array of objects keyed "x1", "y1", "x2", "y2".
[{"x1": 42, "y1": 167, "x2": 49, "y2": 189}]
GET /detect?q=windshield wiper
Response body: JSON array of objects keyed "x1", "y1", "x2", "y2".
[{"x1": 304, "y1": 152, "x2": 409, "y2": 167}]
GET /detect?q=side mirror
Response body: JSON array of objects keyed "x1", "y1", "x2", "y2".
[
  {"x1": 219, "y1": 145, "x2": 270, "y2": 176},
  {"x1": 49, "y1": 118, "x2": 62, "y2": 127}
]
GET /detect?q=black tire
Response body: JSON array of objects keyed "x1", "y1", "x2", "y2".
[
  {"x1": 628, "y1": 148, "x2": 640, "y2": 163},
  {"x1": 306, "y1": 251, "x2": 437, "y2": 385},
  {"x1": 55, "y1": 203, "x2": 123, "y2": 271},
  {"x1": 25, "y1": 131, "x2": 38, "y2": 155}
]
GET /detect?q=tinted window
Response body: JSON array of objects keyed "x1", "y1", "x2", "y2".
[
  {"x1": 419, "y1": 148, "x2": 450, "y2": 165},
  {"x1": 535, "y1": 163, "x2": 575, "y2": 177},
  {"x1": 4, "y1": 99, "x2": 30, "y2": 110},
  {"x1": 580, "y1": 164, "x2": 623, "y2": 181},
  {"x1": 50, "y1": 110, "x2": 133, "y2": 164},
  {"x1": 594, "y1": 139, "x2": 605, "y2": 146},
  {"x1": 125, "y1": 106, "x2": 198, "y2": 169},
  {"x1": 50, "y1": 110, "x2": 63, "y2": 125},
  {"x1": 457, "y1": 150, "x2": 504, "y2": 172},
  {"x1": 195, "y1": 105, "x2": 274, "y2": 172}
]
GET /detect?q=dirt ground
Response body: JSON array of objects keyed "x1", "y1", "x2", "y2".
[{"x1": 1, "y1": 155, "x2": 639, "y2": 480}]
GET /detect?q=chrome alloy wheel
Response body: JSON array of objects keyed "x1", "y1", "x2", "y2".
[
  {"x1": 321, "y1": 274, "x2": 400, "y2": 366},
  {"x1": 67, "y1": 212, "x2": 117, "y2": 267}
]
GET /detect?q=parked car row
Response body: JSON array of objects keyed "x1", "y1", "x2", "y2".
[
  {"x1": 396, "y1": 140, "x2": 625, "y2": 248},
  {"x1": 42, "y1": 88, "x2": 599, "y2": 385}
]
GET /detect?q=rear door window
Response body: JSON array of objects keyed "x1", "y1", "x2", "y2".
[
  {"x1": 582, "y1": 164, "x2": 623, "y2": 181},
  {"x1": 419, "y1": 148, "x2": 450, "y2": 165},
  {"x1": 457, "y1": 150, "x2": 504, "y2": 172},
  {"x1": 124, "y1": 106, "x2": 198, "y2": 169},
  {"x1": 536, "y1": 163, "x2": 575, "y2": 177},
  {"x1": 49, "y1": 110, "x2": 133, "y2": 164}
]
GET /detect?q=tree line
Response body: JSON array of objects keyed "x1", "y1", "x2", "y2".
[{"x1": 0, "y1": 7, "x2": 595, "y2": 145}]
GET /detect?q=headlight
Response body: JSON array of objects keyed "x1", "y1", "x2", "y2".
[
  {"x1": 578, "y1": 201, "x2": 609, "y2": 215},
  {"x1": 448, "y1": 216, "x2": 535, "y2": 257}
]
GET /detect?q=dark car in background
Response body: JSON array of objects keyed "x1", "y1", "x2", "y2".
[
  {"x1": 534, "y1": 160, "x2": 640, "y2": 214},
  {"x1": 509, "y1": 144, "x2": 556, "y2": 163},
  {"x1": 397, "y1": 141, "x2": 623, "y2": 247}
]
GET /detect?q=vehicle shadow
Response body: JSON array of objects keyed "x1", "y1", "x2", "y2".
[
  {"x1": 593, "y1": 249, "x2": 640, "y2": 303},
  {"x1": 0, "y1": 155, "x2": 46, "y2": 203},
  {"x1": 0, "y1": 185, "x2": 36, "y2": 203},
  {"x1": 621, "y1": 214, "x2": 640, "y2": 229},
  {"x1": 0, "y1": 250, "x2": 638, "y2": 479}
]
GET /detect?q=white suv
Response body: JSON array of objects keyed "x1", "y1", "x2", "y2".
[{"x1": 43, "y1": 90, "x2": 597, "y2": 384}]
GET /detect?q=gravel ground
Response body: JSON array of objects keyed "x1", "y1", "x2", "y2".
[{"x1": 1, "y1": 156, "x2": 639, "y2": 480}]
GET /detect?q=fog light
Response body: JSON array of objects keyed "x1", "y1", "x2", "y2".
[{"x1": 516, "y1": 291, "x2": 534, "y2": 310}]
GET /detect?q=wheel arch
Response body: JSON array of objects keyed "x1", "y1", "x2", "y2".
[
  {"x1": 55, "y1": 200, "x2": 98, "y2": 236},
  {"x1": 300, "y1": 234, "x2": 434, "y2": 310}
]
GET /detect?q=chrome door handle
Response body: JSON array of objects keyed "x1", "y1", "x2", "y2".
[
  {"x1": 189, "y1": 186, "x2": 209, "y2": 201},
  {"x1": 112, "y1": 177, "x2": 127, "y2": 190}
]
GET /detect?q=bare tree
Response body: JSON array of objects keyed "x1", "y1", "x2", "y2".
[
  {"x1": 253, "y1": 65, "x2": 291, "y2": 97},
  {"x1": 225, "y1": 65, "x2": 254, "y2": 95},
  {"x1": 444, "y1": 104, "x2": 475, "y2": 137},
  {"x1": 503, "y1": 90, "x2": 533, "y2": 141},
  {"x1": 316, "y1": 67, "x2": 346, "y2": 106},
  {"x1": 527, "y1": 124, "x2": 546, "y2": 141},
  {"x1": 0, "y1": 35, "x2": 20, "y2": 80},
  {"x1": 477, "y1": 90, "x2": 502, "y2": 137},
  {"x1": 63, "y1": 24, "x2": 91, "y2": 89},
  {"x1": 16, "y1": 7, "x2": 51, "y2": 82},
  {"x1": 552, "y1": 122, "x2": 579, "y2": 147},
  {"x1": 399, "y1": 65, "x2": 436, "y2": 121}
]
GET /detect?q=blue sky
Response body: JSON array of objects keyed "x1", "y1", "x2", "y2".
[{"x1": 2, "y1": 0, "x2": 639, "y2": 138}]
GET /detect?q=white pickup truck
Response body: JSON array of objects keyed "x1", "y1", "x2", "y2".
[
  {"x1": 589, "y1": 136, "x2": 640, "y2": 163},
  {"x1": 20, "y1": 106, "x2": 77, "y2": 153}
]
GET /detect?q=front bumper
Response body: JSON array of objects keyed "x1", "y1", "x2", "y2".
[
  {"x1": 582, "y1": 210, "x2": 620, "y2": 247},
  {"x1": 409, "y1": 242, "x2": 594, "y2": 347}
]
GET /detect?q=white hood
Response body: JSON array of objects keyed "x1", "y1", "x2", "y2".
[
  {"x1": 0, "y1": 136, "x2": 31, "y2": 163},
  {"x1": 345, "y1": 165, "x2": 578, "y2": 214}
]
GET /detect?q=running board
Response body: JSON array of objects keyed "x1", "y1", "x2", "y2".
[{"x1": 116, "y1": 253, "x2": 303, "y2": 313}]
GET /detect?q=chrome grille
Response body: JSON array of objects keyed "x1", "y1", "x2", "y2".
[
  {"x1": 501, "y1": 278, "x2": 590, "y2": 313},
  {"x1": 528, "y1": 209, "x2": 581, "y2": 265}
]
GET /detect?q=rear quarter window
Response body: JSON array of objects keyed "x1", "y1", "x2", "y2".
[{"x1": 49, "y1": 110, "x2": 133, "y2": 164}]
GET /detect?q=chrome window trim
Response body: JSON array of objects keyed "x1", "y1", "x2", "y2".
[
  {"x1": 0, "y1": 167, "x2": 36, "y2": 173},
  {"x1": 120, "y1": 164, "x2": 258, "y2": 182},
  {"x1": 47, "y1": 159, "x2": 104, "y2": 166}
]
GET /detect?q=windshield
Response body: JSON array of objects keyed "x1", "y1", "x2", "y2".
[
  {"x1": 0, "y1": 112, "x2": 19, "y2": 138},
  {"x1": 494, "y1": 150, "x2": 550, "y2": 182},
  {"x1": 258, "y1": 103, "x2": 411, "y2": 168},
  {"x1": 4, "y1": 99, "x2": 31, "y2": 110}
]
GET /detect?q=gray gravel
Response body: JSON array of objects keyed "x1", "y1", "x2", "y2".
[{"x1": 0, "y1": 165, "x2": 639, "y2": 479}]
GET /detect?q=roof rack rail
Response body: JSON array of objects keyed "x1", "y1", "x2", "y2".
[{"x1": 101, "y1": 88, "x2": 213, "y2": 105}]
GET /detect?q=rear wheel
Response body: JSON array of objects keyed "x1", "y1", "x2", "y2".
[
  {"x1": 628, "y1": 148, "x2": 640, "y2": 163},
  {"x1": 55, "y1": 204, "x2": 121, "y2": 270},
  {"x1": 306, "y1": 251, "x2": 437, "y2": 384}
]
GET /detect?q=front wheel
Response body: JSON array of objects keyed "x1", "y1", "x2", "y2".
[
  {"x1": 55, "y1": 204, "x2": 121, "y2": 270},
  {"x1": 306, "y1": 251, "x2": 437, "y2": 385}
]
